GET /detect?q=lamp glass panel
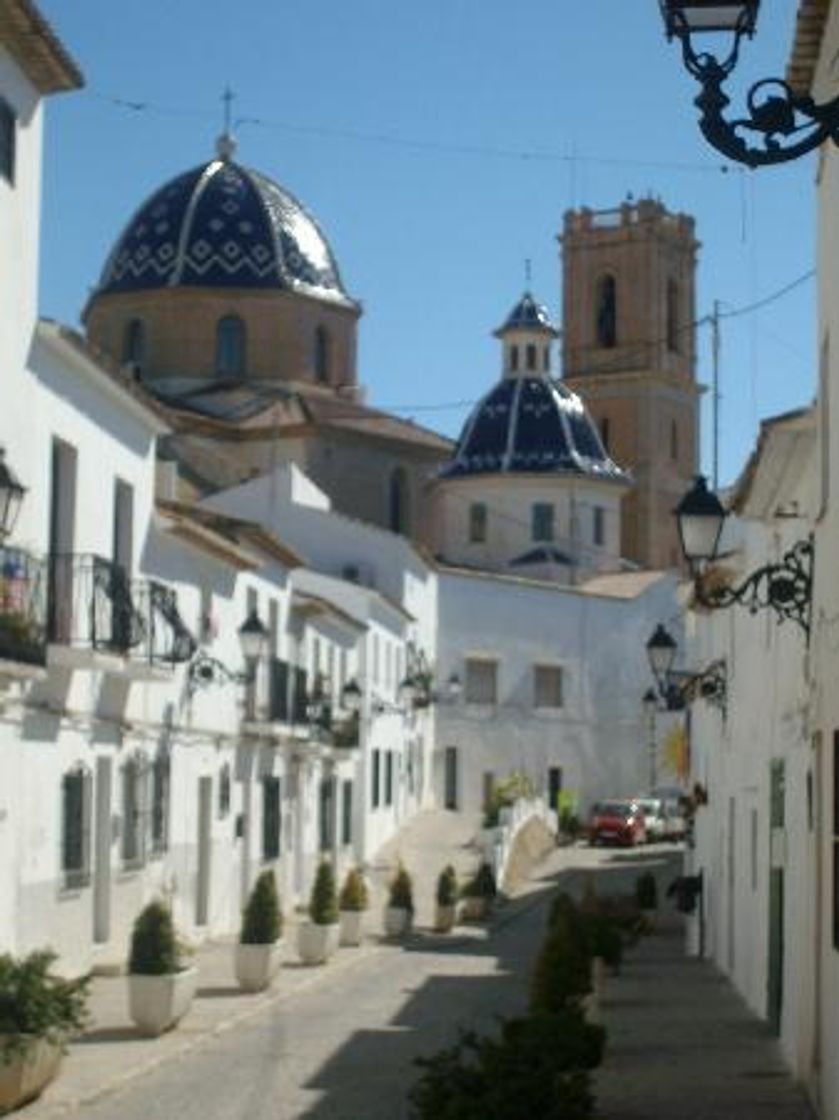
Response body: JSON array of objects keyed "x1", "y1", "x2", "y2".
[
  {"x1": 678, "y1": 510, "x2": 724, "y2": 563},
  {"x1": 647, "y1": 634, "x2": 677, "y2": 679},
  {"x1": 238, "y1": 612, "x2": 269, "y2": 661},
  {"x1": 663, "y1": 0, "x2": 757, "y2": 33}
]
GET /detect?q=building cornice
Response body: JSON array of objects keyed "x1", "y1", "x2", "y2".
[{"x1": 0, "y1": 0, "x2": 83, "y2": 93}]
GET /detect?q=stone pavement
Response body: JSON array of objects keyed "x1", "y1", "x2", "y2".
[{"x1": 19, "y1": 823, "x2": 819, "y2": 1120}]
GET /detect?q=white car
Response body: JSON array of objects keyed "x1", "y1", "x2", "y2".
[{"x1": 634, "y1": 797, "x2": 667, "y2": 843}]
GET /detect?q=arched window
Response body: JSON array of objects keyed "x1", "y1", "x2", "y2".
[
  {"x1": 600, "y1": 417, "x2": 611, "y2": 452},
  {"x1": 216, "y1": 315, "x2": 246, "y2": 377},
  {"x1": 389, "y1": 468, "x2": 410, "y2": 534},
  {"x1": 122, "y1": 319, "x2": 145, "y2": 372},
  {"x1": 543, "y1": 346, "x2": 551, "y2": 372},
  {"x1": 595, "y1": 274, "x2": 617, "y2": 349},
  {"x1": 509, "y1": 345, "x2": 519, "y2": 372},
  {"x1": 314, "y1": 326, "x2": 331, "y2": 383},
  {"x1": 526, "y1": 344, "x2": 537, "y2": 371},
  {"x1": 667, "y1": 279, "x2": 679, "y2": 352}
]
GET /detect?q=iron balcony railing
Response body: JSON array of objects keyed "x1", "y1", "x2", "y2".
[
  {"x1": 0, "y1": 545, "x2": 47, "y2": 666},
  {"x1": 47, "y1": 553, "x2": 195, "y2": 667}
]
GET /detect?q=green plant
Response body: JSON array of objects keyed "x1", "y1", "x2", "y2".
[
  {"x1": 532, "y1": 900, "x2": 592, "y2": 1012},
  {"x1": 309, "y1": 860, "x2": 338, "y2": 925},
  {"x1": 129, "y1": 901, "x2": 182, "y2": 975},
  {"x1": 240, "y1": 870, "x2": 282, "y2": 944},
  {"x1": 482, "y1": 772, "x2": 536, "y2": 827},
  {"x1": 585, "y1": 913, "x2": 623, "y2": 971},
  {"x1": 339, "y1": 868, "x2": 369, "y2": 912},
  {"x1": 388, "y1": 865, "x2": 414, "y2": 912},
  {"x1": 635, "y1": 871, "x2": 658, "y2": 911},
  {"x1": 436, "y1": 865, "x2": 458, "y2": 907},
  {"x1": 0, "y1": 950, "x2": 90, "y2": 1062},
  {"x1": 461, "y1": 862, "x2": 497, "y2": 900}
]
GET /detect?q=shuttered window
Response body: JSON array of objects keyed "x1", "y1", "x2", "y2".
[
  {"x1": 262, "y1": 777, "x2": 281, "y2": 861},
  {"x1": 384, "y1": 752, "x2": 394, "y2": 807},
  {"x1": 534, "y1": 665, "x2": 563, "y2": 709},
  {"x1": 0, "y1": 98, "x2": 15, "y2": 185},
  {"x1": 122, "y1": 755, "x2": 149, "y2": 869},
  {"x1": 342, "y1": 780, "x2": 353, "y2": 845},
  {"x1": 372, "y1": 750, "x2": 381, "y2": 809},
  {"x1": 61, "y1": 767, "x2": 91, "y2": 889},
  {"x1": 151, "y1": 749, "x2": 170, "y2": 855},
  {"x1": 465, "y1": 658, "x2": 497, "y2": 705}
]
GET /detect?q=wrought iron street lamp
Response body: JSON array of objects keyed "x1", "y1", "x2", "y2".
[
  {"x1": 674, "y1": 475, "x2": 813, "y2": 636},
  {"x1": 238, "y1": 608, "x2": 269, "y2": 663},
  {"x1": 645, "y1": 622, "x2": 727, "y2": 715},
  {"x1": 0, "y1": 449, "x2": 26, "y2": 541},
  {"x1": 341, "y1": 678, "x2": 362, "y2": 712},
  {"x1": 660, "y1": 0, "x2": 839, "y2": 167},
  {"x1": 642, "y1": 688, "x2": 659, "y2": 790},
  {"x1": 187, "y1": 607, "x2": 269, "y2": 694}
]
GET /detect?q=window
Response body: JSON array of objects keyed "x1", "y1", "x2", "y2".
[
  {"x1": 667, "y1": 279, "x2": 679, "y2": 353},
  {"x1": 319, "y1": 778, "x2": 334, "y2": 850},
  {"x1": 218, "y1": 763, "x2": 231, "y2": 818},
  {"x1": 389, "y1": 468, "x2": 410, "y2": 534},
  {"x1": 465, "y1": 658, "x2": 497, "y2": 705},
  {"x1": 122, "y1": 320, "x2": 146, "y2": 372},
  {"x1": 670, "y1": 419, "x2": 679, "y2": 462},
  {"x1": 0, "y1": 98, "x2": 15, "y2": 184},
  {"x1": 61, "y1": 765, "x2": 91, "y2": 889},
  {"x1": 526, "y1": 344, "x2": 537, "y2": 371},
  {"x1": 384, "y1": 752, "x2": 394, "y2": 807},
  {"x1": 314, "y1": 326, "x2": 331, "y2": 383},
  {"x1": 531, "y1": 503, "x2": 554, "y2": 542},
  {"x1": 372, "y1": 750, "x2": 381, "y2": 808},
  {"x1": 821, "y1": 335, "x2": 830, "y2": 518},
  {"x1": 509, "y1": 345, "x2": 519, "y2": 372},
  {"x1": 543, "y1": 346, "x2": 550, "y2": 372},
  {"x1": 534, "y1": 665, "x2": 563, "y2": 709},
  {"x1": 122, "y1": 754, "x2": 148, "y2": 870},
  {"x1": 216, "y1": 315, "x2": 246, "y2": 377},
  {"x1": 151, "y1": 749, "x2": 170, "y2": 855},
  {"x1": 469, "y1": 502, "x2": 487, "y2": 543},
  {"x1": 372, "y1": 634, "x2": 380, "y2": 684},
  {"x1": 342, "y1": 780, "x2": 353, "y2": 845},
  {"x1": 262, "y1": 776, "x2": 281, "y2": 861},
  {"x1": 600, "y1": 417, "x2": 611, "y2": 452},
  {"x1": 593, "y1": 506, "x2": 605, "y2": 547},
  {"x1": 595, "y1": 274, "x2": 617, "y2": 348}
]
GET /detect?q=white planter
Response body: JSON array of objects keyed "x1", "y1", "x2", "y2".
[
  {"x1": 298, "y1": 922, "x2": 339, "y2": 965},
  {"x1": 235, "y1": 941, "x2": 283, "y2": 992},
  {"x1": 339, "y1": 910, "x2": 364, "y2": 947},
  {"x1": 127, "y1": 966, "x2": 198, "y2": 1037},
  {"x1": 384, "y1": 906, "x2": 413, "y2": 938},
  {"x1": 0, "y1": 1037, "x2": 63, "y2": 1112},
  {"x1": 435, "y1": 903, "x2": 457, "y2": 933}
]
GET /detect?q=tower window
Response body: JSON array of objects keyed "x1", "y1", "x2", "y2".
[
  {"x1": 510, "y1": 346, "x2": 519, "y2": 372},
  {"x1": 531, "y1": 503, "x2": 554, "y2": 542},
  {"x1": 216, "y1": 314, "x2": 246, "y2": 377},
  {"x1": 314, "y1": 326, "x2": 331, "y2": 383},
  {"x1": 469, "y1": 502, "x2": 487, "y2": 543},
  {"x1": 0, "y1": 98, "x2": 15, "y2": 185},
  {"x1": 667, "y1": 279, "x2": 679, "y2": 353},
  {"x1": 543, "y1": 346, "x2": 550, "y2": 372},
  {"x1": 526, "y1": 344, "x2": 537, "y2": 371},
  {"x1": 600, "y1": 417, "x2": 611, "y2": 452},
  {"x1": 122, "y1": 319, "x2": 145, "y2": 373},
  {"x1": 595, "y1": 274, "x2": 617, "y2": 349},
  {"x1": 389, "y1": 468, "x2": 410, "y2": 534}
]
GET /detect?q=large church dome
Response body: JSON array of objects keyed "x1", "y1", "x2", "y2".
[
  {"x1": 95, "y1": 137, "x2": 354, "y2": 308},
  {"x1": 441, "y1": 375, "x2": 628, "y2": 482}
]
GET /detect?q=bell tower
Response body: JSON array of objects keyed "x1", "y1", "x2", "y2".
[{"x1": 560, "y1": 198, "x2": 701, "y2": 570}]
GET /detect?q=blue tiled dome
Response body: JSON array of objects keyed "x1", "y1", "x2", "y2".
[
  {"x1": 440, "y1": 377, "x2": 628, "y2": 480},
  {"x1": 96, "y1": 147, "x2": 353, "y2": 306}
]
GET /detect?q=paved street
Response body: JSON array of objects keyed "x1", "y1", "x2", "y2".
[{"x1": 20, "y1": 834, "x2": 817, "y2": 1120}]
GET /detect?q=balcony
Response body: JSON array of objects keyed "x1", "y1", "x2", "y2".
[
  {"x1": 0, "y1": 545, "x2": 47, "y2": 677},
  {"x1": 46, "y1": 554, "x2": 194, "y2": 676}
]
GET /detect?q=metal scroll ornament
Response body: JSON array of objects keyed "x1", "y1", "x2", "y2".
[{"x1": 695, "y1": 538, "x2": 813, "y2": 636}]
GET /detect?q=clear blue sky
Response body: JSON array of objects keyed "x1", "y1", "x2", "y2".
[{"x1": 38, "y1": 0, "x2": 815, "y2": 488}]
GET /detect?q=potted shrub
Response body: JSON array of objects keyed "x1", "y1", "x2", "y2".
[
  {"x1": 298, "y1": 860, "x2": 340, "y2": 965},
  {"x1": 127, "y1": 900, "x2": 197, "y2": 1037},
  {"x1": 635, "y1": 871, "x2": 659, "y2": 927},
  {"x1": 338, "y1": 868, "x2": 369, "y2": 947},
  {"x1": 384, "y1": 865, "x2": 414, "y2": 938},
  {"x1": 235, "y1": 870, "x2": 283, "y2": 992},
  {"x1": 0, "y1": 950, "x2": 89, "y2": 1113},
  {"x1": 434, "y1": 865, "x2": 458, "y2": 933},
  {"x1": 460, "y1": 862, "x2": 497, "y2": 921}
]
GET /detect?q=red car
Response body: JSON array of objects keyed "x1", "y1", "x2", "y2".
[{"x1": 588, "y1": 799, "x2": 647, "y2": 847}]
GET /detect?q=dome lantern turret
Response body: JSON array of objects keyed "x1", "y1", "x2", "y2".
[{"x1": 493, "y1": 292, "x2": 559, "y2": 379}]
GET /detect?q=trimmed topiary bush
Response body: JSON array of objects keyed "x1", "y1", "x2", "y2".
[
  {"x1": 531, "y1": 900, "x2": 593, "y2": 1013},
  {"x1": 389, "y1": 865, "x2": 414, "y2": 912},
  {"x1": 309, "y1": 861, "x2": 338, "y2": 926},
  {"x1": 240, "y1": 870, "x2": 282, "y2": 945},
  {"x1": 462, "y1": 862, "x2": 497, "y2": 900},
  {"x1": 436, "y1": 865, "x2": 458, "y2": 907},
  {"x1": 339, "y1": 868, "x2": 369, "y2": 912},
  {"x1": 129, "y1": 901, "x2": 181, "y2": 976},
  {"x1": 0, "y1": 950, "x2": 90, "y2": 1061},
  {"x1": 635, "y1": 871, "x2": 658, "y2": 911}
]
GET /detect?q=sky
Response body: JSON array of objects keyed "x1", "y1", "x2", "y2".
[{"x1": 37, "y1": 1, "x2": 816, "y2": 488}]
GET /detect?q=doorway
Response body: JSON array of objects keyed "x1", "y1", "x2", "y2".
[
  {"x1": 548, "y1": 767, "x2": 563, "y2": 814},
  {"x1": 767, "y1": 759, "x2": 785, "y2": 1034},
  {"x1": 196, "y1": 776, "x2": 213, "y2": 927},
  {"x1": 444, "y1": 747, "x2": 458, "y2": 810},
  {"x1": 48, "y1": 438, "x2": 77, "y2": 643},
  {"x1": 92, "y1": 757, "x2": 112, "y2": 945}
]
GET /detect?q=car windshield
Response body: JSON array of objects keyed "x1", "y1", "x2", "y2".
[
  {"x1": 636, "y1": 799, "x2": 660, "y2": 815},
  {"x1": 596, "y1": 801, "x2": 633, "y2": 817}
]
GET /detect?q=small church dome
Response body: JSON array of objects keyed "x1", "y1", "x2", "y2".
[
  {"x1": 494, "y1": 292, "x2": 558, "y2": 336},
  {"x1": 440, "y1": 376, "x2": 628, "y2": 481},
  {"x1": 95, "y1": 139, "x2": 354, "y2": 307}
]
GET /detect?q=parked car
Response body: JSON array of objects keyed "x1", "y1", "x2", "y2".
[
  {"x1": 634, "y1": 796, "x2": 667, "y2": 843},
  {"x1": 588, "y1": 799, "x2": 647, "y2": 847},
  {"x1": 662, "y1": 800, "x2": 687, "y2": 841}
]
